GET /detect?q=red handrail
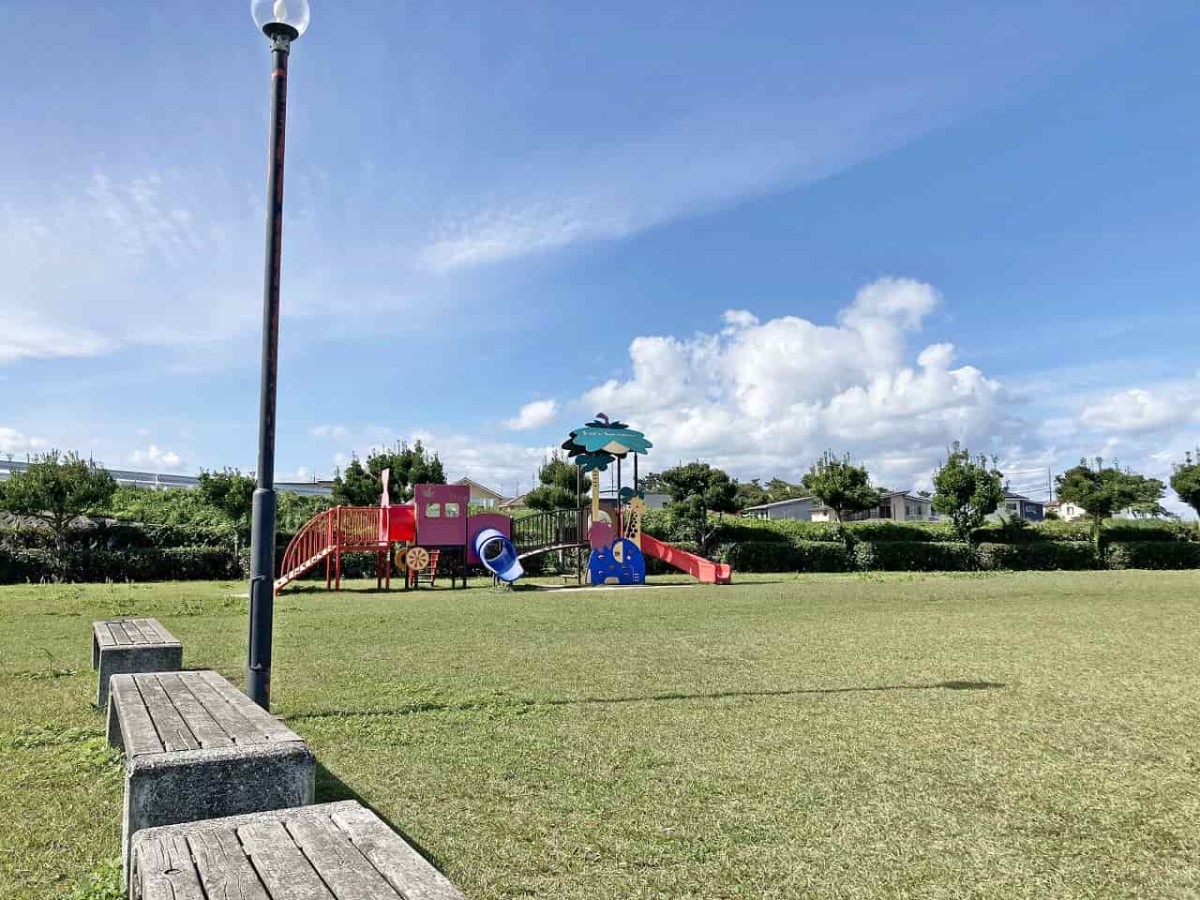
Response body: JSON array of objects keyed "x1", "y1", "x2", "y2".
[{"x1": 275, "y1": 506, "x2": 388, "y2": 592}]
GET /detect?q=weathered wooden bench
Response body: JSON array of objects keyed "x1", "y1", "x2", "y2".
[
  {"x1": 130, "y1": 800, "x2": 466, "y2": 900},
  {"x1": 107, "y1": 669, "x2": 315, "y2": 883},
  {"x1": 92, "y1": 618, "x2": 183, "y2": 709}
]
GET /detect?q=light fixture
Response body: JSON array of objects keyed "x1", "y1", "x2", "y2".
[{"x1": 251, "y1": 0, "x2": 311, "y2": 40}]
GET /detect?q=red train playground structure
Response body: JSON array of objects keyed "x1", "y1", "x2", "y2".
[{"x1": 274, "y1": 482, "x2": 731, "y2": 594}]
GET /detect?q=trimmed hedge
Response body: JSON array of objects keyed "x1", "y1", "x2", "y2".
[
  {"x1": 717, "y1": 541, "x2": 851, "y2": 573},
  {"x1": 0, "y1": 547, "x2": 238, "y2": 584},
  {"x1": 1105, "y1": 541, "x2": 1200, "y2": 570},
  {"x1": 852, "y1": 541, "x2": 976, "y2": 572},
  {"x1": 975, "y1": 542, "x2": 1098, "y2": 571},
  {"x1": 0, "y1": 522, "x2": 236, "y2": 551}
]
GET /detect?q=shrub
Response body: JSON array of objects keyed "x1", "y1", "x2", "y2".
[
  {"x1": 1101, "y1": 520, "x2": 1192, "y2": 543},
  {"x1": 846, "y1": 520, "x2": 958, "y2": 543},
  {"x1": 718, "y1": 542, "x2": 798, "y2": 573},
  {"x1": 0, "y1": 546, "x2": 239, "y2": 584},
  {"x1": 975, "y1": 542, "x2": 1098, "y2": 571},
  {"x1": 852, "y1": 541, "x2": 975, "y2": 572},
  {"x1": 793, "y1": 540, "x2": 852, "y2": 572},
  {"x1": 1105, "y1": 541, "x2": 1200, "y2": 570}
]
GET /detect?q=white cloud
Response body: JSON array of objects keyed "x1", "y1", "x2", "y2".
[
  {"x1": 1079, "y1": 386, "x2": 1196, "y2": 433},
  {"x1": 310, "y1": 424, "x2": 351, "y2": 441},
  {"x1": 578, "y1": 277, "x2": 1011, "y2": 490},
  {"x1": 503, "y1": 400, "x2": 559, "y2": 431},
  {"x1": 0, "y1": 427, "x2": 47, "y2": 455},
  {"x1": 0, "y1": 171, "x2": 261, "y2": 363},
  {"x1": 129, "y1": 445, "x2": 185, "y2": 471}
]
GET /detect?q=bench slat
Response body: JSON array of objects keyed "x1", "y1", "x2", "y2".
[
  {"x1": 333, "y1": 804, "x2": 467, "y2": 900},
  {"x1": 135, "y1": 674, "x2": 200, "y2": 752},
  {"x1": 94, "y1": 623, "x2": 119, "y2": 648},
  {"x1": 137, "y1": 834, "x2": 206, "y2": 900},
  {"x1": 157, "y1": 673, "x2": 234, "y2": 750},
  {"x1": 198, "y1": 671, "x2": 300, "y2": 742},
  {"x1": 182, "y1": 673, "x2": 274, "y2": 745},
  {"x1": 188, "y1": 828, "x2": 271, "y2": 900},
  {"x1": 287, "y1": 815, "x2": 402, "y2": 898},
  {"x1": 121, "y1": 619, "x2": 150, "y2": 643},
  {"x1": 110, "y1": 622, "x2": 134, "y2": 645},
  {"x1": 137, "y1": 619, "x2": 172, "y2": 643},
  {"x1": 238, "y1": 821, "x2": 336, "y2": 900},
  {"x1": 111, "y1": 675, "x2": 165, "y2": 755}
]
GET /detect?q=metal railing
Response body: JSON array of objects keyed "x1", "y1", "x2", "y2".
[{"x1": 511, "y1": 507, "x2": 588, "y2": 555}]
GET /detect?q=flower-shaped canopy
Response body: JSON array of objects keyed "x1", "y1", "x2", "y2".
[{"x1": 561, "y1": 414, "x2": 652, "y2": 472}]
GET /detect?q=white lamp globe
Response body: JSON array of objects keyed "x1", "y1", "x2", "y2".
[{"x1": 251, "y1": 0, "x2": 310, "y2": 39}]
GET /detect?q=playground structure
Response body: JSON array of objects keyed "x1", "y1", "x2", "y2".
[{"x1": 275, "y1": 414, "x2": 732, "y2": 593}]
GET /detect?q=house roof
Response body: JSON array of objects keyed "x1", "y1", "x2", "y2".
[
  {"x1": 811, "y1": 490, "x2": 929, "y2": 511},
  {"x1": 742, "y1": 496, "x2": 813, "y2": 511},
  {"x1": 453, "y1": 477, "x2": 507, "y2": 501}
]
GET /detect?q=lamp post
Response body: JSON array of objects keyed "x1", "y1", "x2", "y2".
[{"x1": 246, "y1": 0, "x2": 310, "y2": 710}]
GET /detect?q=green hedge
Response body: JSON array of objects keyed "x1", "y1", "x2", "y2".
[
  {"x1": 0, "y1": 522, "x2": 236, "y2": 551},
  {"x1": 1105, "y1": 541, "x2": 1200, "y2": 570},
  {"x1": 0, "y1": 547, "x2": 239, "y2": 584},
  {"x1": 975, "y1": 542, "x2": 1098, "y2": 571},
  {"x1": 852, "y1": 541, "x2": 976, "y2": 572}
]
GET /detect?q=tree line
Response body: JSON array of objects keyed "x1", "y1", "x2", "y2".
[
  {"x1": 523, "y1": 445, "x2": 1200, "y2": 553},
  {"x1": 3, "y1": 443, "x2": 1199, "y2": 554}
]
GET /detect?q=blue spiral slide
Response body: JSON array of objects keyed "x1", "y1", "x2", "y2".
[{"x1": 473, "y1": 528, "x2": 524, "y2": 583}]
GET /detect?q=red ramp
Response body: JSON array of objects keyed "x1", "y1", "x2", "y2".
[{"x1": 641, "y1": 535, "x2": 732, "y2": 584}]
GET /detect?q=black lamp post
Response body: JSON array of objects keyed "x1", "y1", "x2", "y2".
[{"x1": 246, "y1": 0, "x2": 311, "y2": 710}]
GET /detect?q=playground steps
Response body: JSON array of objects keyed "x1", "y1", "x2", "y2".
[{"x1": 273, "y1": 545, "x2": 335, "y2": 593}]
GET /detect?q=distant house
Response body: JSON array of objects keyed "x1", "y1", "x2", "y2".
[
  {"x1": 454, "y1": 477, "x2": 508, "y2": 509},
  {"x1": 811, "y1": 491, "x2": 934, "y2": 523},
  {"x1": 498, "y1": 493, "x2": 527, "y2": 511},
  {"x1": 1046, "y1": 499, "x2": 1162, "y2": 522},
  {"x1": 600, "y1": 489, "x2": 670, "y2": 511},
  {"x1": 741, "y1": 497, "x2": 814, "y2": 521},
  {"x1": 992, "y1": 492, "x2": 1045, "y2": 522}
]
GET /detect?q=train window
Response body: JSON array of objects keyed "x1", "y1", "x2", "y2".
[
  {"x1": 445, "y1": 502, "x2": 461, "y2": 518},
  {"x1": 425, "y1": 503, "x2": 441, "y2": 518}
]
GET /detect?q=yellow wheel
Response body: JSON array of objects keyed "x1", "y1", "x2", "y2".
[
  {"x1": 406, "y1": 546, "x2": 431, "y2": 571},
  {"x1": 393, "y1": 544, "x2": 410, "y2": 571}
]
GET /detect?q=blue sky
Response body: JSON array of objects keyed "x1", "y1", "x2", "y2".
[{"x1": 2, "y1": 1, "x2": 1198, "y2": 509}]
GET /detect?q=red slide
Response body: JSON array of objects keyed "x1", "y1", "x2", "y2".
[{"x1": 641, "y1": 535, "x2": 733, "y2": 584}]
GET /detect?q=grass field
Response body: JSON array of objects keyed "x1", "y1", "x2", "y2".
[{"x1": 2, "y1": 571, "x2": 1199, "y2": 899}]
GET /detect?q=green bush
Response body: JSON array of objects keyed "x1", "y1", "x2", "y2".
[
  {"x1": 846, "y1": 521, "x2": 958, "y2": 543},
  {"x1": 975, "y1": 542, "x2": 1098, "y2": 571},
  {"x1": 852, "y1": 541, "x2": 975, "y2": 572},
  {"x1": 792, "y1": 540, "x2": 852, "y2": 572},
  {"x1": 1101, "y1": 521, "x2": 1193, "y2": 543},
  {"x1": 0, "y1": 522, "x2": 235, "y2": 552},
  {"x1": 0, "y1": 546, "x2": 239, "y2": 584},
  {"x1": 718, "y1": 542, "x2": 798, "y2": 573},
  {"x1": 1105, "y1": 541, "x2": 1200, "y2": 570}
]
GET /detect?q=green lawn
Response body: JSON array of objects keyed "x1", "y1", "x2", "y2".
[{"x1": 3, "y1": 572, "x2": 1200, "y2": 899}]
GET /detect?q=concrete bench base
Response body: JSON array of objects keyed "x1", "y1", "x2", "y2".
[
  {"x1": 131, "y1": 801, "x2": 466, "y2": 899},
  {"x1": 108, "y1": 670, "x2": 315, "y2": 884},
  {"x1": 92, "y1": 619, "x2": 182, "y2": 709}
]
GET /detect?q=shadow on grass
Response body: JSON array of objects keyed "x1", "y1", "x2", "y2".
[
  {"x1": 294, "y1": 680, "x2": 1005, "y2": 722},
  {"x1": 314, "y1": 759, "x2": 452, "y2": 875}
]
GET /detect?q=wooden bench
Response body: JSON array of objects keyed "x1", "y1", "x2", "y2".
[
  {"x1": 130, "y1": 800, "x2": 466, "y2": 900},
  {"x1": 92, "y1": 618, "x2": 183, "y2": 709},
  {"x1": 107, "y1": 669, "x2": 315, "y2": 884}
]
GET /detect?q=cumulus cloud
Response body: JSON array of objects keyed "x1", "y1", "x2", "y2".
[
  {"x1": 579, "y1": 278, "x2": 1013, "y2": 490},
  {"x1": 0, "y1": 427, "x2": 47, "y2": 455},
  {"x1": 1079, "y1": 386, "x2": 1196, "y2": 433},
  {"x1": 503, "y1": 400, "x2": 559, "y2": 431},
  {"x1": 129, "y1": 445, "x2": 185, "y2": 471}
]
